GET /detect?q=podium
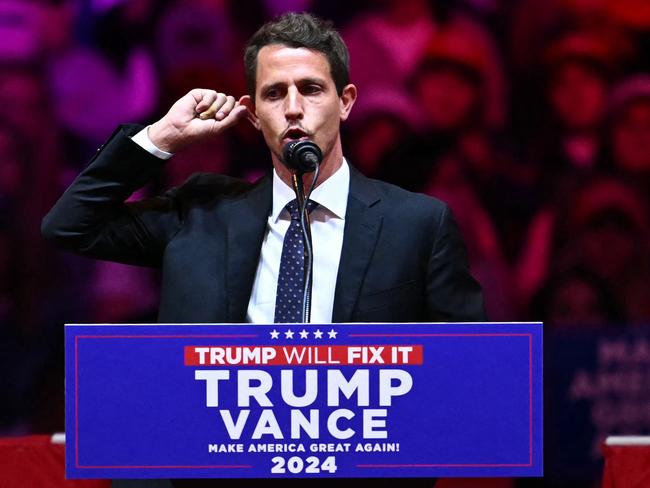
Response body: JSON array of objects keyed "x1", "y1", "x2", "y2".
[{"x1": 64, "y1": 322, "x2": 542, "y2": 479}]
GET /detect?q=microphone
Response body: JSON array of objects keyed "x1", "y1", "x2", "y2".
[
  {"x1": 282, "y1": 140, "x2": 322, "y2": 173},
  {"x1": 282, "y1": 140, "x2": 322, "y2": 323}
]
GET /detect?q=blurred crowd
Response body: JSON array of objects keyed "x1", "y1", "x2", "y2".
[{"x1": 1, "y1": 0, "x2": 649, "y2": 472}]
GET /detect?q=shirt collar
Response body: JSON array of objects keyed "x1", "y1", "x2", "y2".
[{"x1": 271, "y1": 158, "x2": 350, "y2": 222}]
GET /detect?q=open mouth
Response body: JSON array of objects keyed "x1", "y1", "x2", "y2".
[{"x1": 282, "y1": 127, "x2": 310, "y2": 145}]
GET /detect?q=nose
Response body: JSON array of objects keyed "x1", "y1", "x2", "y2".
[{"x1": 284, "y1": 87, "x2": 303, "y2": 121}]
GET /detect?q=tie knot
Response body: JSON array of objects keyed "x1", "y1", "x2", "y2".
[{"x1": 286, "y1": 199, "x2": 318, "y2": 220}]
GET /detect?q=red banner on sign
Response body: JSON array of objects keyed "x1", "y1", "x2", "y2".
[{"x1": 184, "y1": 345, "x2": 423, "y2": 366}]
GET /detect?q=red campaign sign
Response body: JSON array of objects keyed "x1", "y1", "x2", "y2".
[{"x1": 184, "y1": 345, "x2": 424, "y2": 366}]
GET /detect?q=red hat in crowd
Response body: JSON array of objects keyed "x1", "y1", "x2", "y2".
[
  {"x1": 420, "y1": 27, "x2": 488, "y2": 78},
  {"x1": 542, "y1": 30, "x2": 627, "y2": 72},
  {"x1": 569, "y1": 177, "x2": 648, "y2": 233}
]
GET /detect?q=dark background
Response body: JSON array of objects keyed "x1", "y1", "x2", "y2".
[{"x1": 1, "y1": 1, "x2": 650, "y2": 486}]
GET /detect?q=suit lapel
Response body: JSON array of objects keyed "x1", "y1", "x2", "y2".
[
  {"x1": 225, "y1": 175, "x2": 272, "y2": 322},
  {"x1": 332, "y1": 168, "x2": 383, "y2": 322}
]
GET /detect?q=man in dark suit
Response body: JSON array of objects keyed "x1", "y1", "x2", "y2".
[
  {"x1": 42, "y1": 12, "x2": 485, "y2": 487},
  {"x1": 42, "y1": 12, "x2": 485, "y2": 326}
]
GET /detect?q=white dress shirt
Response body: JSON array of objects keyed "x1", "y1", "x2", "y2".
[
  {"x1": 132, "y1": 127, "x2": 349, "y2": 324},
  {"x1": 246, "y1": 163, "x2": 348, "y2": 324}
]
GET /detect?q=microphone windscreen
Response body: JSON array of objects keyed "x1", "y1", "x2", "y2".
[{"x1": 282, "y1": 140, "x2": 322, "y2": 173}]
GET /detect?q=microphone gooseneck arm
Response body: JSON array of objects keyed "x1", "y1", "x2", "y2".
[
  {"x1": 284, "y1": 140, "x2": 322, "y2": 323},
  {"x1": 291, "y1": 173, "x2": 311, "y2": 323}
]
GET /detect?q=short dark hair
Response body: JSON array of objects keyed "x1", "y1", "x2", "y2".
[{"x1": 244, "y1": 12, "x2": 350, "y2": 98}]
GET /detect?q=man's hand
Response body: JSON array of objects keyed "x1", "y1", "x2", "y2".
[{"x1": 148, "y1": 89, "x2": 248, "y2": 153}]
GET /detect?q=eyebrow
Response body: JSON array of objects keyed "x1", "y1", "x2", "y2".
[
  {"x1": 297, "y1": 77, "x2": 327, "y2": 86},
  {"x1": 259, "y1": 77, "x2": 328, "y2": 93}
]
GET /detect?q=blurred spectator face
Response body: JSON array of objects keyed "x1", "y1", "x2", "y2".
[
  {"x1": 579, "y1": 209, "x2": 639, "y2": 282},
  {"x1": 612, "y1": 99, "x2": 650, "y2": 173},
  {"x1": 351, "y1": 115, "x2": 406, "y2": 175},
  {"x1": 415, "y1": 65, "x2": 480, "y2": 132},
  {"x1": 546, "y1": 275, "x2": 609, "y2": 327},
  {"x1": 548, "y1": 61, "x2": 607, "y2": 131},
  {"x1": 0, "y1": 68, "x2": 46, "y2": 134},
  {"x1": 0, "y1": 1, "x2": 71, "y2": 61}
]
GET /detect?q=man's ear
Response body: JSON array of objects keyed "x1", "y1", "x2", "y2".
[
  {"x1": 339, "y1": 84, "x2": 358, "y2": 122},
  {"x1": 239, "y1": 95, "x2": 260, "y2": 130}
]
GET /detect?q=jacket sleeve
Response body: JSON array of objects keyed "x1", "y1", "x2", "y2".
[
  {"x1": 41, "y1": 124, "x2": 183, "y2": 267},
  {"x1": 426, "y1": 204, "x2": 488, "y2": 321}
]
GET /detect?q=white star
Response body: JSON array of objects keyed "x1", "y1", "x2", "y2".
[
  {"x1": 270, "y1": 329, "x2": 280, "y2": 339},
  {"x1": 313, "y1": 329, "x2": 323, "y2": 339},
  {"x1": 327, "y1": 329, "x2": 338, "y2": 339},
  {"x1": 299, "y1": 329, "x2": 309, "y2": 339},
  {"x1": 284, "y1": 329, "x2": 294, "y2": 339}
]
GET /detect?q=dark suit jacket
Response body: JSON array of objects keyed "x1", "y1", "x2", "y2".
[{"x1": 42, "y1": 124, "x2": 486, "y2": 323}]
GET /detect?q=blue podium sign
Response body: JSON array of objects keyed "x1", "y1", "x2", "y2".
[{"x1": 65, "y1": 322, "x2": 542, "y2": 479}]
